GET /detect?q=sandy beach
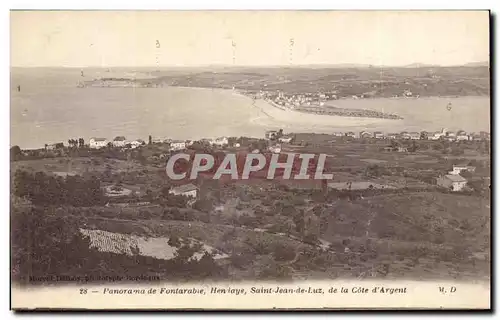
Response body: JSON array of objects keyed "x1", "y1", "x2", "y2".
[{"x1": 10, "y1": 68, "x2": 490, "y2": 149}]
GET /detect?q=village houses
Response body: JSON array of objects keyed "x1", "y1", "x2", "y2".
[
  {"x1": 152, "y1": 137, "x2": 168, "y2": 144},
  {"x1": 45, "y1": 142, "x2": 64, "y2": 150},
  {"x1": 386, "y1": 133, "x2": 400, "y2": 140},
  {"x1": 429, "y1": 131, "x2": 445, "y2": 140}
]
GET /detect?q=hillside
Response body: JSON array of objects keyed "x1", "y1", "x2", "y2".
[{"x1": 77, "y1": 65, "x2": 490, "y2": 98}]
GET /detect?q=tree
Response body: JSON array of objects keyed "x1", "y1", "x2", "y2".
[
  {"x1": 160, "y1": 185, "x2": 171, "y2": 198},
  {"x1": 230, "y1": 253, "x2": 254, "y2": 269},
  {"x1": 277, "y1": 129, "x2": 284, "y2": 139},
  {"x1": 258, "y1": 263, "x2": 291, "y2": 280},
  {"x1": 195, "y1": 251, "x2": 222, "y2": 277},
  {"x1": 365, "y1": 164, "x2": 383, "y2": 177},
  {"x1": 10, "y1": 146, "x2": 22, "y2": 161},
  {"x1": 168, "y1": 235, "x2": 182, "y2": 248},
  {"x1": 193, "y1": 199, "x2": 213, "y2": 213},
  {"x1": 390, "y1": 140, "x2": 400, "y2": 148},
  {"x1": 148, "y1": 135, "x2": 152, "y2": 145},
  {"x1": 409, "y1": 141, "x2": 418, "y2": 152},
  {"x1": 273, "y1": 243, "x2": 296, "y2": 262},
  {"x1": 420, "y1": 131, "x2": 428, "y2": 140},
  {"x1": 303, "y1": 233, "x2": 319, "y2": 245}
]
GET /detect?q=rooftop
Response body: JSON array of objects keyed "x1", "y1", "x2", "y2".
[
  {"x1": 171, "y1": 183, "x2": 198, "y2": 193},
  {"x1": 91, "y1": 137, "x2": 107, "y2": 142},
  {"x1": 113, "y1": 136, "x2": 126, "y2": 141},
  {"x1": 444, "y1": 174, "x2": 467, "y2": 183}
]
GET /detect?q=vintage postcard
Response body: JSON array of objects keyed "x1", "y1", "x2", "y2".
[{"x1": 10, "y1": 10, "x2": 490, "y2": 310}]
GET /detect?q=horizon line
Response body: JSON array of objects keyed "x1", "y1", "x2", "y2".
[{"x1": 10, "y1": 61, "x2": 489, "y2": 69}]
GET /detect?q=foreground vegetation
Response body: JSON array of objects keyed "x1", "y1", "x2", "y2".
[{"x1": 10, "y1": 131, "x2": 490, "y2": 284}]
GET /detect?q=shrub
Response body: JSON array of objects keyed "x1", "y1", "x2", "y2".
[
  {"x1": 230, "y1": 252, "x2": 255, "y2": 270},
  {"x1": 273, "y1": 243, "x2": 296, "y2": 262},
  {"x1": 168, "y1": 235, "x2": 182, "y2": 248},
  {"x1": 258, "y1": 264, "x2": 292, "y2": 280}
]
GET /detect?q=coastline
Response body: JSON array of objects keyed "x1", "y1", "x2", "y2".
[{"x1": 11, "y1": 82, "x2": 490, "y2": 149}]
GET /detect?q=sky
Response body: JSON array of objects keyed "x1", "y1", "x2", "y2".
[{"x1": 10, "y1": 10, "x2": 490, "y2": 67}]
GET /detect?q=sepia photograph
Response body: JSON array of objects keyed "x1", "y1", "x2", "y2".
[{"x1": 9, "y1": 10, "x2": 491, "y2": 310}]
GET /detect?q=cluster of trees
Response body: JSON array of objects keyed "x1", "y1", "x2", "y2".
[
  {"x1": 14, "y1": 170, "x2": 105, "y2": 206},
  {"x1": 67, "y1": 138, "x2": 85, "y2": 148},
  {"x1": 10, "y1": 146, "x2": 22, "y2": 161}
]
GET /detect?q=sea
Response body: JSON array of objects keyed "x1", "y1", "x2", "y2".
[{"x1": 10, "y1": 68, "x2": 490, "y2": 149}]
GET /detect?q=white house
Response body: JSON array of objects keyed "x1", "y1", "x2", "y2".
[
  {"x1": 456, "y1": 131, "x2": 469, "y2": 141},
  {"x1": 278, "y1": 136, "x2": 293, "y2": 143},
  {"x1": 268, "y1": 144, "x2": 282, "y2": 154},
  {"x1": 89, "y1": 138, "x2": 108, "y2": 149},
  {"x1": 46, "y1": 142, "x2": 64, "y2": 150},
  {"x1": 112, "y1": 136, "x2": 127, "y2": 147},
  {"x1": 360, "y1": 131, "x2": 373, "y2": 139},
  {"x1": 401, "y1": 132, "x2": 412, "y2": 140},
  {"x1": 373, "y1": 131, "x2": 385, "y2": 139},
  {"x1": 446, "y1": 132, "x2": 457, "y2": 141},
  {"x1": 429, "y1": 132, "x2": 444, "y2": 140},
  {"x1": 170, "y1": 140, "x2": 186, "y2": 151},
  {"x1": 130, "y1": 139, "x2": 145, "y2": 149},
  {"x1": 169, "y1": 183, "x2": 198, "y2": 198},
  {"x1": 408, "y1": 132, "x2": 420, "y2": 140},
  {"x1": 153, "y1": 137, "x2": 167, "y2": 144},
  {"x1": 437, "y1": 174, "x2": 467, "y2": 192},
  {"x1": 449, "y1": 165, "x2": 476, "y2": 175}
]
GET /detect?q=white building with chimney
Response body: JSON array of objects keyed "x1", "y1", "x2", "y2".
[
  {"x1": 437, "y1": 174, "x2": 467, "y2": 192},
  {"x1": 170, "y1": 140, "x2": 186, "y2": 151},
  {"x1": 89, "y1": 138, "x2": 108, "y2": 149},
  {"x1": 112, "y1": 136, "x2": 127, "y2": 147}
]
